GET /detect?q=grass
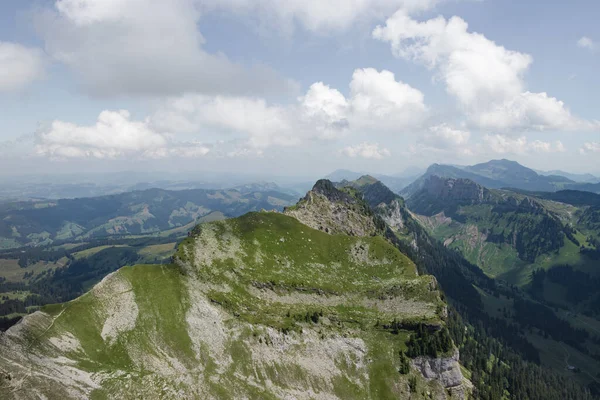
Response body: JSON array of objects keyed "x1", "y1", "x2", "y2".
[
  {"x1": 1, "y1": 211, "x2": 452, "y2": 398},
  {"x1": 0, "y1": 259, "x2": 65, "y2": 283},
  {"x1": 0, "y1": 291, "x2": 33, "y2": 301},
  {"x1": 476, "y1": 286, "x2": 513, "y2": 320},
  {"x1": 137, "y1": 242, "x2": 176, "y2": 262},
  {"x1": 39, "y1": 264, "x2": 196, "y2": 373},
  {"x1": 526, "y1": 333, "x2": 600, "y2": 387},
  {"x1": 175, "y1": 212, "x2": 443, "y2": 326},
  {"x1": 72, "y1": 245, "x2": 130, "y2": 260}
]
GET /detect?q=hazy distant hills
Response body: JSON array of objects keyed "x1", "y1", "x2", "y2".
[
  {"x1": 326, "y1": 168, "x2": 423, "y2": 193},
  {"x1": 536, "y1": 169, "x2": 600, "y2": 183},
  {"x1": 0, "y1": 187, "x2": 295, "y2": 249},
  {"x1": 401, "y1": 159, "x2": 600, "y2": 198}
]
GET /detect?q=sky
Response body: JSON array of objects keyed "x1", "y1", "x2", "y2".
[{"x1": 0, "y1": 0, "x2": 599, "y2": 179}]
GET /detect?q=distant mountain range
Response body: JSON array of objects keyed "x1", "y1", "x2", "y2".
[
  {"x1": 401, "y1": 159, "x2": 600, "y2": 198},
  {"x1": 0, "y1": 187, "x2": 295, "y2": 249},
  {"x1": 536, "y1": 169, "x2": 600, "y2": 183},
  {"x1": 325, "y1": 168, "x2": 423, "y2": 193}
]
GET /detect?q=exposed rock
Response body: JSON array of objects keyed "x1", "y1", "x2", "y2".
[
  {"x1": 423, "y1": 176, "x2": 493, "y2": 204},
  {"x1": 411, "y1": 348, "x2": 473, "y2": 399},
  {"x1": 377, "y1": 199, "x2": 405, "y2": 231},
  {"x1": 284, "y1": 181, "x2": 377, "y2": 236}
]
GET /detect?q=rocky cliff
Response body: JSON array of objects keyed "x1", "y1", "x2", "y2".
[{"x1": 412, "y1": 349, "x2": 474, "y2": 399}]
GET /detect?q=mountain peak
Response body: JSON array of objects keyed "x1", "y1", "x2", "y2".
[
  {"x1": 310, "y1": 179, "x2": 357, "y2": 204},
  {"x1": 284, "y1": 179, "x2": 377, "y2": 236},
  {"x1": 353, "y1": 175, "x2": 379, "y2": 186},
  {"x1": 423, "y1": 176, "x2": 491, "y2": 202}
]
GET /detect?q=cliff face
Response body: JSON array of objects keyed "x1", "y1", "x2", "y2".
[
  {"x1": 411, "y1": 349, "x2": 473, "y2": 399},
  {"x1": 423, "y1": 176, "x2": 493, "y2": 203}
]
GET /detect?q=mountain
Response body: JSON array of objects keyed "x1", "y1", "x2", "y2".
[
  {"x1": 0, "y1": 181, "x2": 472, "y2": 399},
  {"x1": 1, "y1": 177, "x2": 596, "y2": 398},
  {"x1": 342, "y1": 176, "x2": 599, "y2": 398},
  {"x1": 326, "y1": 169, "x2": 416, "y2": 193},
  {"x1": 407, "y1": 176, "x2": 600, "y2": 285},
  {"x1": 402, "y1": 159, "x2": 600, "y2": 198},
  {"x1": 0, "y1": 187, "x2": 295, "y2": 249},
  {"x1": 232, "y1": 181, "x2": 301, "y2": 196},
  {"x1": 400, "y1": 163, "x2": 504, "y2": 198},
  {"x1": 537, "y1": 170, "x2": 600, "y2": 183}
]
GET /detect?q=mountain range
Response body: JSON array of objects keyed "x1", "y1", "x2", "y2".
[
  {"x1": 326, "y1": 169, "x2": 423, "y2": 194},
  {"x1": 0, "y1": 179, "x2": 472, "y2": 399},
  {"x1": 401, "y1": 159, "x2": 600, "y2": 198},
  {"x1": 0, "y1": 175, "x2": 598, "y2": 398},
  {"x1": 0, "y1": 187, "x2": 296, "y2": 249}
]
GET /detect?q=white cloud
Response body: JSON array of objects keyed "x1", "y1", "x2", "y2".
[
  {"x1": 151, "y1": 95, "x2": 298, "y2": 148},
  {"x1": 340, "y1": 142, "x2": 391, "y2": 159},
  {"x1": 408, "y1": 124, "x2": 472, "y2": 156},
  {"x1": 0, "y1": 42, "x2": 45, "y2": 91},
  {"x1": 373, "y1": 11, "x2": 599, "y2": 132},
  {"x1": 151, "y1": 68, "x2": 427, "y2": 150},
  {"x1": 482, "y1": 134, "x2": 566, "y2": 155},
  {"x1": 348, "y1": 68, "x2": 427, "y2": 129},
  {"x1": 299, "y1": 82, "x2": 350, "y2": 139},
  {"x1": 474, "y1": 91, "x2": 600, "y2": 131},
  {"x1": 421, "y1": 124, "x2": 470, "y2": 148},
  {"x1": 34, "y1": 110, "x2": 209, "y2": 159},
  {"x1": 579, "y1": 142, "x2": 600, "y2": 154},
  {"x1": 35, "y1": 0, "x2": 295, "y2": 97},
  {"x1": 577, "y1": 36, "x2": 595, "y2": 51},
  {"x1": 201, "y1": 0, "x2": 441, "y2": 33}
]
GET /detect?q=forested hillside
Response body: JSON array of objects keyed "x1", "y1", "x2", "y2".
[{"x1": 0, "y1": 187, "x2": 295, "y2": 249}]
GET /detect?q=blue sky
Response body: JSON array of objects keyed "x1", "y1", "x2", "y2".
[{"x1": 0, "y1": 0, "x2": 599, "y2": 177}]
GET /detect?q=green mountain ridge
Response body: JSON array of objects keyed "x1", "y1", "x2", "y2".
[
  {"x1": 1, "y1": 177, "x2": 597, "y2": 399},
  {"x1": 0, "y1": 181, "x2": 471, "y2": 399}
]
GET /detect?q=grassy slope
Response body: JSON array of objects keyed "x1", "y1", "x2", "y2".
[
  {"x1": 423, "y1": 199, "x2": 599, "y2": 286},
  {"x1": 0, "y1": 212, "x2": 448, "y2": 399}
]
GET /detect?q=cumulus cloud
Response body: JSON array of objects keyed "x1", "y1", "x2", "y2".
[
  {"x1": 579, "y1": 142, "x2": 600, "y2": 154},
  {"x1": 474, "y1": 92, "x2": 599, "y2": 131},
  {"x1": 482, "y1": 134, "x2": 566, "y2": 155},
  {"x1": 151, "y1": 68, "x2": 426, "y2": 150},
  {"x1": 299, "y1": 82, "x2": 350, "y2": 139},
  {"x1": 201, "y1": 0, "x2": 441, "y2": 33},
  {"x1": 340, "y1": 142, "x2": 391, "y2": 159},
  {"x1": 0, "y1": 41, "x2": 45, "y2": 91},
  {"x1": 421, "y1": 124, "x2": 470, "y2": 148},
  {"x1": 349, "y1": 68, "x2": 427, "y2": 129},
  {"x1": 577, "y1": 36, "x2": 595, "y2": 51},
  {"x1": 151, "y1": 95, "x2": 298, "y2": 148},
  {"x1": 373, "y1": 11, "x2": 599, "y2": 132},
  {"x1": 34, "y1": 110, "x2": 209, "y2": 159},
  {"x1": 35, "y1": 0, "x2": 296, "y2": 97},
  {"x1": 409, "y1": 124, "x2": 472, "y2": 156}
]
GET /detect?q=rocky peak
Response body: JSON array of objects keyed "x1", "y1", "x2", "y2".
[
  {"x1": 284, "y1": 179, "x2": 377, "y2": 236},
  {"x1": 518, "y1": 196, "x2": 544, "y2": 212},
  {"x1": 342, "y1": 177, "x2": 406, "y2": 231},
  {"x1": 310, "y1": 179, "x2": 356, "y2": 204},
  {"x1": 424, "y1": 176, "x2": 492, "y2": 203}
]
